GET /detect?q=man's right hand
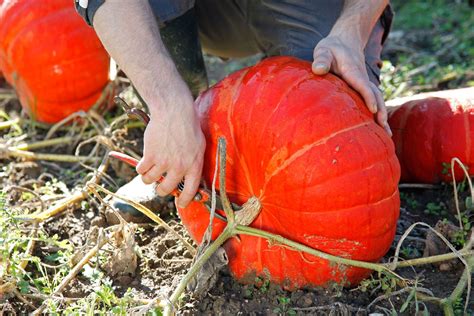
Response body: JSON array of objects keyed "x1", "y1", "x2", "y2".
[
  {"x1": 136, "y1": 85, "x2": 206, "y2": 209},
  {"x1": 93, "y1": 0, "x2": 206, "y2": 208}
]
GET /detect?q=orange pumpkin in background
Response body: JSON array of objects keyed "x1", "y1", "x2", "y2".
[
  {"x1": 0, "y1": 0, "x2": 110, "y2": 123},
  {"x1": 387, "y1": 88, "x2": 474, "y2": 184},
  {"x1": 178, "y1": 57, "x2": 401, "y2": 289}
]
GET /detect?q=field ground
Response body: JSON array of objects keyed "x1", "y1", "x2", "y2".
[{"x1": 1, "y1": 0, "x2": 473, "y2": 315}]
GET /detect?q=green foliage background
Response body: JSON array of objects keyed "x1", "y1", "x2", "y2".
[{"x1": 381, "y1": 0, "x2": 473, "y2": 98}]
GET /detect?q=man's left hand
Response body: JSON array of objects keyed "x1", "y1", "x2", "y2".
[{"x1": 312, "y1": 35, "x2": 391, "y2": 136}]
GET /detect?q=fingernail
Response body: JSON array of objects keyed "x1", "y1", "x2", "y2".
[
  {"x1": 140, "y1": 176, "x2": 150, "y2": 185},
  {"x1": 313, "y1": 63, "x2": 329, "y2": 71},
  {"x1": 371, "y1": 104, "x2": 378, "y2": 113},
  {"x1": 385, "y1": 124, "x2": 393, "y2": 137}
]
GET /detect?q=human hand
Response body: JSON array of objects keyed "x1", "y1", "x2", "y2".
[
  {"x1": 312, "y1": 36, "x2": 391, "y2": 136},
  {"x1": 92, "y1": 0, "x2": 207, "y2": 207},
  {"x1": 136, "y1": 85, "x2": 206, "y2": 208}
]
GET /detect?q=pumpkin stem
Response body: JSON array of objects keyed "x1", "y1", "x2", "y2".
[{"x1": 235, "y1": 196, "x2": 261, "y2": 226}]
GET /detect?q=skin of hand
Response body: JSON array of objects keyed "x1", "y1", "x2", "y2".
[
  {"x1": 312, "y1": 0, "x2": 392, "y2": 136},
  {"x1": 93, "y1": 0, "x2": 205, "y2": 208}
]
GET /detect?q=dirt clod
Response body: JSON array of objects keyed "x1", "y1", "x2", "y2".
[
  {"x1": 423, "y1": 219, "x2": 462, "y2": 271},
  {"x1": 106, "y1": 223, "x2": 138, "y2": 279}
]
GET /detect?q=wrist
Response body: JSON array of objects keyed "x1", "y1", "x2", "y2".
[
  {"x1": 328, "y1": 23, "x2": 365, "y2": 52},
  {"x1": 329, "y1": 0, "x2": 388, "y2": 50},
  {"x1": 134, "y1": 61, "x2": 194, "y2": 117}
]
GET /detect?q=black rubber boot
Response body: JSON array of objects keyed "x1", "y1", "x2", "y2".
[
  {"x1": 112, "y1": 9, "x2": 208, "y2": 222},
  {"x1": 160, "y1": 8, "x2": 208, "y2": 97}
]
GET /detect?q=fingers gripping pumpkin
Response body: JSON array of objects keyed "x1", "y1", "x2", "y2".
[
  {"x1": 0, "y1": 0, "x2": 110, "y2": 123},
  {"x1": 178, "y1": 57, "x2": 400, "y2": 289}
]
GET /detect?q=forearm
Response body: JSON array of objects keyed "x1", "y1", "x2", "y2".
[
  {"x1": 330, "y1": 0, "x2": 389, "y2": 49},
  {"x1": 93, "y1": 0, "x2": 188, "y2": 116}
]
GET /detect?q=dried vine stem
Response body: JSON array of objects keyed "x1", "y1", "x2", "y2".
[
  {"x1": 0, "y1": 283, "x2": 37, "y2": 309},
  {"x1": 390, "y1": 221, "x2": 468, "y2": 270},
  {"x1": 216, "y1": 139, "x2": 235, "y2": 224},
  {"x1": 6, "y1": 185, "x2": 45, "y2": 212},
  {"x1": 441, "y1": 233, "x2": 474, "y2": 315},
  {"x1": 450, "y1": 157, "x2": 473, "y2": 230},
  {"x1": 45, "y1": 111, "x2": 102, "y2": 140},
  {"x1": 18, "y1": 191, "x2": 86, "y2": 222},
  {"x1": 0, "y1": 118, "x2": 20, "y2": 130},
  {"x1": 11, "y1": 136, "x2": 76, "y2": 151},
  {"x1": 367, "y1": 285, "x2": 436, "y2": 310},
  {"x1": 442, "y1": 258, "x2": 474, "y2": 315},
  {"x1": 4, "y1": 147, "x2": 98, "y2": 163},
  {"x1": 164, "y1": 137, "x2": 237, "y2": 316},
  {"x1": 441, "y1": 157, "x2": 474, "y2": 314},
  {"x1": 20, "y1": 223, "x2": 38, "y2": 270},
  {"x1": 17, "y1": 156, "x2": 109, "y2": 222},
  {"x1": 394, "y1": 249, "x2": 473, "y2": 268}
]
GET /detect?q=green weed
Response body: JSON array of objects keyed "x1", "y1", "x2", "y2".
[
  {"x1": 400, "y1": 192, "x2": 420, "y2": 210},
  {"x1": 424, "y1": 202, "x2": 448, "y2": 216}
]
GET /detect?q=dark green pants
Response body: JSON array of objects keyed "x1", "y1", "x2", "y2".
[{"x1": 157, "y1": 1, "x2": 393, "y2": 96}]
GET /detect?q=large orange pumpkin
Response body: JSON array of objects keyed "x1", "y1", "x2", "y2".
[
  {"x1": 387, "y1": 88, "x2": 474, "y2": 183},
  {"x1": 0, "y1": 0, "x2": 110, "y2": 123},
  {"x1": 178, "y1": 57, "x2": 400, "y2": 289}
]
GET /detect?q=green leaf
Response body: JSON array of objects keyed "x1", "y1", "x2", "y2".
[
  {"x1": 400, "y1": 288, "x2": 415, "y2": 312},
  {"x1": 149, "y1": 308, "x2": 163, "y2": 316},
  {"x1": 288, "y1": 309, "x2": 297, "y2": 316},
  {"x1": 17, "y1": 279, "x2": 29, "y2": 294}
]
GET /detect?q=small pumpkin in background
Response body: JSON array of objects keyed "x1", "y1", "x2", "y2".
[
  {"x1": 387, "y1": 88, "x2": 474, "y2": 184},
  {"x1": 0, "y1": 0, "x2": 110, "y2": 123},
  {"x1": 178, "y1": 57, "x2": 401, "y2": 289}
]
